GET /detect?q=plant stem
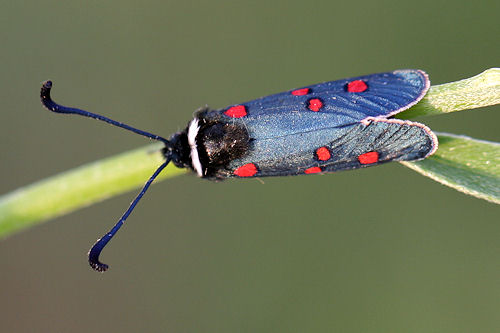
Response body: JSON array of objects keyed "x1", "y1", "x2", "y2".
[
  {"x1": 0, "y1": 143, "x2": 186, "y2": 238},
  {"x1": 398, "y1": 68, "x2": 500, "y2": 119}
]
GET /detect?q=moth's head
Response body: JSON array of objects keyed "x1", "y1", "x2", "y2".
[{"x1": 166, "y1": 130, "x2": 191, "y2": 170}]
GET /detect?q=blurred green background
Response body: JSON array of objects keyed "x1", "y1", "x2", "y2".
[{"x1": 1, "y1": 1, "x2": 499, "y2": 332}]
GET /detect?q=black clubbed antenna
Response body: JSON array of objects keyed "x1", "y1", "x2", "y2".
[
  {"x1": 88, "y1": 158, "x2": 170, "y2": 272},
  {"x1": 40, "y1": 80, "x2": 170, "y2": 144},
  {"x1": 40, "y1": 80, "x2": 174, "y2": 272}
]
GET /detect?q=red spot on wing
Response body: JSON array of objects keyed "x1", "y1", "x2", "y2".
[
  {"x1": 304, "y1": 166, "x2": 322, "y2": 174},
  {"x1": 347, "y1": 80, "x2": 368, "y2": 93},
  {"x1": 224, "y1": 105, "x2": 247, "y2": 118},
  {"x1": 308, "y1": 98, "x2": 323, "y2": 112},
  {"x1": 315, "y1": 147, "x2": 331, "y2": 161},
  {"x1": 358, "y1": 151, "x2": 379, "y2": 164},
  {"x1": 291, "y1": 88, "x2": 310, "y2": 96},
  {"x1": 234, "y1": 163, "x2": 257, "y2": 177}
]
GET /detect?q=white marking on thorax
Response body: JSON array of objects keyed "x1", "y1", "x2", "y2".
[{"x1": 187, "y1": 118, "x2": 203, "y2": 177}]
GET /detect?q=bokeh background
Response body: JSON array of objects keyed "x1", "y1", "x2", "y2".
[{"x1": 1, "y1": 1, "x2": 499, "y2": 332}]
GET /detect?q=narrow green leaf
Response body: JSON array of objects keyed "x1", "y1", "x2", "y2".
[
  {"x1": 0, "y1": 143, "x2": 187, "y2": 238},
  {"x1": 401, "y1": 133, "x2": 500, "y2": 204},
  {"x1": 399, "y1": 68, "x2": 500, "y2": 119}
]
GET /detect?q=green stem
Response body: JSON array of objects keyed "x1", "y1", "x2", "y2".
[
  {"x1": 398, "y1": 68, "x2": 500, "y2": 119},
  {"x1": 0, "y1": 143, "x2": 186, "y2": 238}
]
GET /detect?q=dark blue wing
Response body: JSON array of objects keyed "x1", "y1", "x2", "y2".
[
  {"x1": 207, "y1": 69, "x2": 435, "y2": 178},
  {"x1": 222, "y1": 69, "x2": 429, "y2": 141},
  {"x1": 224, "y1": 118, "x2": 437, "y2": 177}
]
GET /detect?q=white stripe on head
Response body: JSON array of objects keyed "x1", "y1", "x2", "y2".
[{"x1": 187, "y1": 118, "x2": 203, "y2": 177}]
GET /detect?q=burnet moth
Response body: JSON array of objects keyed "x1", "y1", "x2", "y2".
[{"x1": 40, "y1": 69, "x2": 438, "y2": 272}]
